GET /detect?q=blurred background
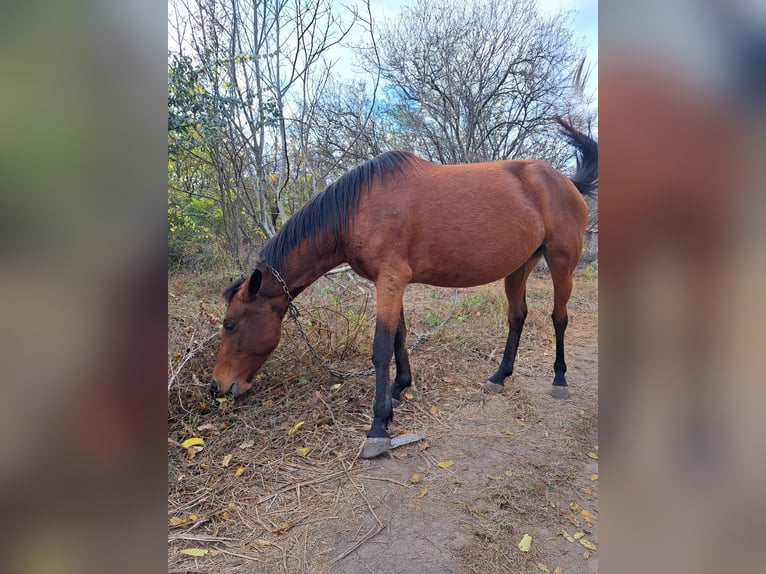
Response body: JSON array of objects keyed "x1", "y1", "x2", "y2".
[
  {"x1": 0, "y1": 0, "x2": 167, "y2": 572},
  {"x1": 601, "y1": 0, "x2": 766, "y2": 572},
  {"x1": 0, "y1": 0, "x2": 764, "y2": 572}
]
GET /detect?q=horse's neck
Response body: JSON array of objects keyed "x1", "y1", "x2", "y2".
[{"x1": 278, "y1": 240, "x2": 345, "y2": 298}]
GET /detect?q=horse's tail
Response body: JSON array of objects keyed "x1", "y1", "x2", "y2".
[{"x1": 555, "y1": 116, "x2": 598, "y2": 197}]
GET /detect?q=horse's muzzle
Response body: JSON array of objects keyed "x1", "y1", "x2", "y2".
[{"x1": 209, "y1": 379, "x2": 240, "y2": 397}]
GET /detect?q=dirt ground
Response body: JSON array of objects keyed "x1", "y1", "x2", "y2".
[{"x1": 168, "y1": 268, "x2": 598, "y2": 573}]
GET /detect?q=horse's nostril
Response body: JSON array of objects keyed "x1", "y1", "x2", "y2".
[{"x1": 209, "y1": 380, "x2": 220, "y2": 396}]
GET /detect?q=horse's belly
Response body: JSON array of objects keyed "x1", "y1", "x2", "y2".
[{"x1": 408, "y1": 236, "x2": 541, "y2": 287}]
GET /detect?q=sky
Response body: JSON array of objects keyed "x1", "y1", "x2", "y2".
[{"x1": 537, "y1": 0, "x2": 598, "y2": 101}]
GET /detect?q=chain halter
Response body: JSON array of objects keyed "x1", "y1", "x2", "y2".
[{"x1": 265, "y1": 264, "x2": 459, "y2": 380}]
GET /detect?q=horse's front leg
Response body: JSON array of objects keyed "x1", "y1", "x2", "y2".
[{"x1": 362, "y1": 274, "x2": 409, "y2": 459}]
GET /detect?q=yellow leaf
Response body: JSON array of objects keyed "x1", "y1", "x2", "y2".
[
  {"x1": 330, "y1": 383, "x2": 341, "y2": 391},
  {"x1": 586, "y1": 451, "x2": 598, "y2": 460},
  {"x1": 419, "y1": 440, "x2": 430, "y2": 450},
  {"x1": 254, "y1": 539, "x2": 275, "y2": 547},
  {"x1": 409, "y1": 473, "x2": 422, "y2": 484},
  {"x1": 504, "y1": 469, "x2": 514, "y2": 477},
  {"x1": 579, "y1": 487, "x2": 592, "y2": 495},
  {"x1": 418, "y1": 488, "x2": 428, "y2": 497},
  {"x1": 179, "y1": 548, "x2": 208, "y2": 557},
  {"x1": 406, "y1": 503, "x2": 421, "y2": 510},
  {"x1": 580, "y1": 509, "x2": 597, "y2": 523},
  {"x1": 573, "y1": 531, "x2": 585, "y2": 540},
  {"x1": 553, "y1": 568, "x2": 562, "y2": 574},
  {"x1": 222, "y1": 454, "x2": 233, "y2": 467},
  {"x1": 275, "y1": 522, "x2": 293, "y2": 533},
  {"x1": 569, "y1": 502, "x2": 580, "y2": 512},
  {"x1": 559, "y1": 529, "x2": 575, "y2": 543},
  {"x1": 239, "y1": 440, "x2": 254, "y2": 449},
  {"x1": 168, "y1": 516, "x2": 186, "y2": 527},
  {"x1": 429, "y1": 405, "x2": 439, "y2": 415},
  {"x1": 235, "y1": 467, "x2": 245, "y2": 476},
  {"x1": 288, "y1": 421, "x2": 305, "y2": 436},
  {"x1": 515, "y1": 417, "x2": 525, "y2": 426},
  {"x1": 189, "y1": 514, "x2": 198, "y2": 521},
  {"x1": 583, "y1": 551, "x2": 591, "y2": 559},
  {"x1": 579, "y1": 538, "x2": 597, "y2": 551},
  {"x1": 590, "y1": 473, "x2": 598, "y2": 481},
  {"x1": 186, "y1": 445, "x2": 203, "y2": 459},
  {"x1": 518, "y1": 533, "x2": 532, "y2": 552},
  {"x1": 181, "y1": 437, "x2": 204, "y2": 449},
  {"x1": 215, "y1": 397, "x2": 227, "y2": 403},
  {"x1": 404, "y1": 391, "x2": 414, "y2": 400},
  {"x1": 437, "y1": 460, "x2": 454, "y2": 469},
  {"x1": 295, "y1": 448, "x2": 311, "y2": 457},
  {"x1": 504, "y1": 429, "x2": 515, "y2": 436}
]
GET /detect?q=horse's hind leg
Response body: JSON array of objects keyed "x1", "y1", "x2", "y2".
[
  {"x1": 544, "y1": 246, "x2": 580, "y2": 399},
  {"x1": 391, "y1": 308, "x2": 412, "y2": 403},
  {"x1": 484, "y1": 253, "x2": 542, "y2": 393}
]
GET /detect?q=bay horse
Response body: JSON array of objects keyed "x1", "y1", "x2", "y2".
[{"x1": 211, "y1": 117, "x2": 597, "y2": 458}]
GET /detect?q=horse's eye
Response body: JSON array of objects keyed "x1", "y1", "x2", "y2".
[{"x1": 223, "y1": 320, "x2": 236, "y2": 332}]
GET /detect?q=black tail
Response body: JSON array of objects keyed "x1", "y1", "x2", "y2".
[{"x1": 555, "y1": 116, "x2": 598, "y2": 197}]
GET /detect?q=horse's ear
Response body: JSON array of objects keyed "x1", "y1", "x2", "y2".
[{"x1": 247, "y1": 269, "x2": 262, "y2": 300}]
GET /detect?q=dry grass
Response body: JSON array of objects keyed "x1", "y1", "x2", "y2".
[{"x1": 168, "y1": 266, "x2": 598, "y2": 573}]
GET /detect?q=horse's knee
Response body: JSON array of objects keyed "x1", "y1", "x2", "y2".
[{"x1": 551, "y1": 311, "x2": 568, "y2": 330}]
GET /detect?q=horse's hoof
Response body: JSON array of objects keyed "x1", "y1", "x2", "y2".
[
  {"x1": 483, "y1": 381, "x2": 504, "y2": 394},
  {"x1": 550, "y1": 385, "x2": 570, "y2": 399},
  {"x1": 361, "y1": 437, "x2": 392, "y2": 459}
]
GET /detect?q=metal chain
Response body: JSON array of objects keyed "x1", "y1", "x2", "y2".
[{"x1": 267, "y1": 265, "x2": 460, "y2": 380}]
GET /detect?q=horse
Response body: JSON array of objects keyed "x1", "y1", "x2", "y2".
[{"x1": 210, "y1": 117, "x2": 597, "y2": 458}]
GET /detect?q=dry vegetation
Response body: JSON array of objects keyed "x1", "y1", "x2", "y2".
[{"x1": 168, "y1": 266, "x2": 598, "y2": 573}]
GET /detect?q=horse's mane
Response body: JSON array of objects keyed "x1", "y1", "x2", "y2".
[{"x1": 258, "y1": 151, "x2": 416, "y2": 270}]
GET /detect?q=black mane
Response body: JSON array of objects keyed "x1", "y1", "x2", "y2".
[{"x1": 258, "y1": 151, "x2": 416, "y2": 270}]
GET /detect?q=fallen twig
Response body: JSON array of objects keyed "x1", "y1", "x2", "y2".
[
  {"x1": 168, "y1": 533, "x2": 238, "y2": 543},
  {"x1": 215, "y1": 548, "x2": 262, "y2": 561},
  {"x1": 256, "y1": 471, "x2": 345, "y2": 504},
  {"x1": 168, "y1": 328, "x2": 219, "y2": 392},
  {"x1": 329, "y1": 515, "x2": 394, "y2": 565},
  {"x1": 357, "y1": 475, "x2": 412, "y2": 489}
]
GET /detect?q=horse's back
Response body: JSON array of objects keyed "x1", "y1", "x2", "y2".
[{"x1": 346, "y1": 157, "x2": 587, "y2": 286}]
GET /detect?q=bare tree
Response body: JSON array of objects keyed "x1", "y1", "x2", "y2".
[
  {"x1": 169, "y1": 0, "x2": 363, "y2": 264},
  {"x1": 365, "y1": 0, "x2": 589, "y2": 165}
]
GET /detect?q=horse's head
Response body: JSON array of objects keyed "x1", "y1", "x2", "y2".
[{"x1": 211, "y1": 267, "x2": 288, "y2": 398}]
